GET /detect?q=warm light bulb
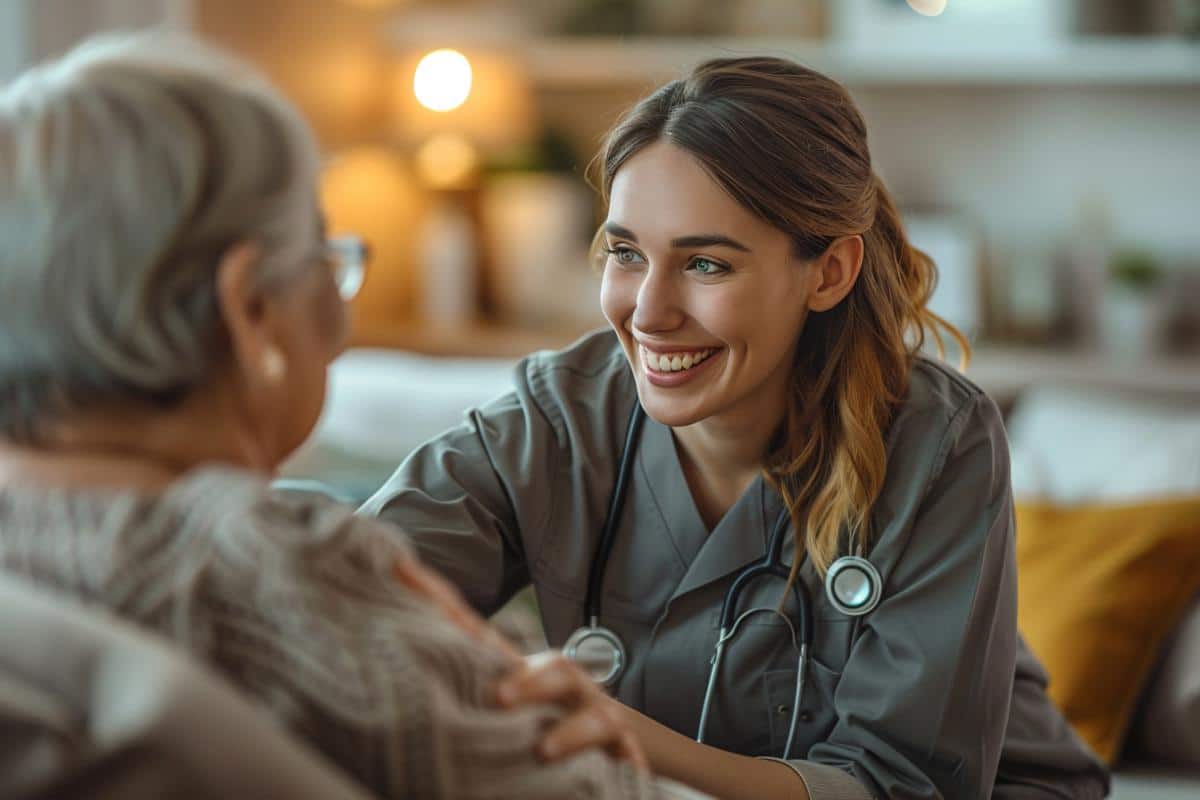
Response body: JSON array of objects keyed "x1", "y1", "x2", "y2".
[
  {"x1": 415, "y1": 133, "x2": 479, "y2": 189},
  {"x1": 906, "y1": 0, "x2": 948, "y2": 16},
  {"x1": 413, "y1": 49, "x2": 472, "y2": 112}
]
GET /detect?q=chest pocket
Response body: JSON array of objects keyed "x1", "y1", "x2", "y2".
[
  {"x1": 764, "y1": 657, "x2": 841, "y2": 757},
  {"x1": 759, "y1": 609, "x2": 855, "y2": 757}
]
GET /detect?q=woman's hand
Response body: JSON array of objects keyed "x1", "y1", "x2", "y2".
[
  {"x1": 495, "y1": 650, "x2": 648, "y2": 771},
  {"x1": 393, "y1": 555, "x2": 646, "y2": 770}
]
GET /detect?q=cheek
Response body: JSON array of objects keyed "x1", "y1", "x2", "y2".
[
  {"x1": 310, "y1": 272, "x2": 349, "y2": 350},
  {"x1": 279, "y1": 286, "x2": 344, "y2": 442},
  {"x1": 680, "y1": 284, "x2": 762, "y2": 350},
  {"x1": 695, "y1": 276, "x2": 806, "y2": 355}
]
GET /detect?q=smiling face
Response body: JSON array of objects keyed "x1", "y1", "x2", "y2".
[{"x1": 600, "y1": 140, "x2": 818, "y2": 430}]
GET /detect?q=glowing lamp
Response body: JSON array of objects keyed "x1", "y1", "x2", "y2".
[{"x1": 413, "y1": 48, "x2": 472, "y2": 112}]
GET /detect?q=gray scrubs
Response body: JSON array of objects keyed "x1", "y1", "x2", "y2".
[{"x1": 363, "y1": 330, "x2": 1109, "y2": 800}]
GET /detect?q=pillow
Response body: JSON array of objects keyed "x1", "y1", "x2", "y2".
[
  {"x1": 1007, "y1": 385, "x2": 1200, "y2": 504},
  {"x1": 1016, "y1": 498, "x2": 1200, "y2": 764},
  {"x1": 281, "y1": 348, "x2": 517, "y2": 501}
]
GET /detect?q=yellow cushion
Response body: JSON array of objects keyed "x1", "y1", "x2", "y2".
[{"x1": 1016, "y1": 497, "x2": 1200, "y2": 763}]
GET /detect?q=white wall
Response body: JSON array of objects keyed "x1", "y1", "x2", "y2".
[
  {"x1": 0, "y1": 0, "x2": 189, "y2": 80},
  {"x1": 856, "y1": 85, "x2": 1200, "y2": 262},
  {"x1": 0, "y1": 0, "x2": 32, "y2": 83}
]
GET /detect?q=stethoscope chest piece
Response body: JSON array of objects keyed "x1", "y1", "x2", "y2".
[
  {"x1": 563, "y1": 623, "x2": 627, "y2": 687},
  {"x1": 825, "y1": 556, "x2": 882, "y2": 616}
]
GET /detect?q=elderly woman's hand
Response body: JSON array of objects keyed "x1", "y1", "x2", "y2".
[{"x1": 393, "y1": 556, "x2": 647, "y2": 771}]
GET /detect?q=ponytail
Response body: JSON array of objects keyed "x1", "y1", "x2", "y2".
[{"x1": 769, "y1": 174, "x2": 970, "y2": 582}]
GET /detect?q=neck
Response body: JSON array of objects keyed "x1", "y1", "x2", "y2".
[
  {"x1": 671, "y1": 363, "x2": 792, "y2": 529},
  {"x1": 673, "y1": 414, "x2": 775, "y2": 481},
  {"x1": 0, "y1": 390, "x2": 270, "y2": 492}
]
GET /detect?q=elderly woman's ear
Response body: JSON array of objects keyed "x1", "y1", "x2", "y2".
[{"x1": 216, "y1": 241, "x2": 289, "y2": 389}]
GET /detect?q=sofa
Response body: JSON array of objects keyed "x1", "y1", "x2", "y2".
[{"x1": 281, "y1": 346, "x2": 1200, "y2": 799}]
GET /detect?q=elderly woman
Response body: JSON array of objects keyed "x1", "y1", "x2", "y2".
[{"x1": 0, "y1": 32, "x2": 690, "y2": 800}]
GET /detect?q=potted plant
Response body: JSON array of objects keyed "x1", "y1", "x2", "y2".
[
  {"x1": 1101, "y1": 248, "x2": 1166, "y2": 358},
  {"x1": 478, "y1": 129, "x2": 603, "y2": 327}
]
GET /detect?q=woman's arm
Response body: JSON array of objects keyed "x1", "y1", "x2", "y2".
[
  {"x1": 402, "y1": 554, "x2": 808, "y2": 798},
  {"x1": 792, "y1": 391, "x2": 1017, "y2": 798},
  {"x1": 397, "y1": 554, "x2": 758, "y2": 799},
  {"x1": 490, "y1": 390, "x2": 1015, "y2": 800},
  {"x1": 359, "y1": 390, "x2": 543, "y2": 615},
  {"x1": 359, "y1": 333, "x2": 633, "y2": 618},
  {"x1": 616, "y1": 702, "x2": 810, "y2": 800},
  {"x1": 487, "y1": 649, "x2": 818, "y2": 800}
]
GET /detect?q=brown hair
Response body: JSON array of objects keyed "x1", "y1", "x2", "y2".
[{"x1": 595, "y1": 56, "x2": 968, "y2": 580}]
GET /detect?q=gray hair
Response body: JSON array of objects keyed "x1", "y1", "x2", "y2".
[{"x1": 0, "y1": 31, "x2": 322, "y2": 442}]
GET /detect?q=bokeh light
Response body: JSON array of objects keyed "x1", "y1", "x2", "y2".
[
  {"x1": 413, "y1": 49, "x2": 472, "y2": 112},
  {"x1": 415, "y1": 133, "x2": 479, "y2": 189},
  {"x1": 906, "y1": 0, "x2": 948, "y2": 17}
]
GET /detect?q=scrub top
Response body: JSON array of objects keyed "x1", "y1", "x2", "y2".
[{"x1": 362, "y1": 329, "x2": 1109, "y2": 800}]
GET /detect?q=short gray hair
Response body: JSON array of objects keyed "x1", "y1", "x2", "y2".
[{"x1": 0, "y1": 31, "x2": 322, "y2": 442}]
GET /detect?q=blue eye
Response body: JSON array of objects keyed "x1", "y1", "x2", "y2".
[
  {"x1": 605, "y1": 246, "x2": 643, "y2": 265},
  {"x1": 690, "y1": 257, "x2": 727, "y2": 276}
]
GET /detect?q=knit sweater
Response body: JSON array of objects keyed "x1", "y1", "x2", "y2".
[{"x1": 0, "y1": 466, "x2": 692, "y2": 799}]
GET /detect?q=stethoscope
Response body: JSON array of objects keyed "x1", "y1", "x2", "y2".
[{"x1": 563, "y1": 403, "x2": 884, "y2": 758}]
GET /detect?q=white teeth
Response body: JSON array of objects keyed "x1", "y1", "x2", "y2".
[{"x1": 642, "y1": 346, "x2": 716, "y2": 374}]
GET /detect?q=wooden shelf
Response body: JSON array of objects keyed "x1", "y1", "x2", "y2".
[
  {"x1": 501, "y1": 37, "x2": 1200, "y2": 88},
  {"x1": 349, "y1": 318, "x2": 595, "y2": 359},
  {"x1": 352, "y1": 320, "x2": 1200, "y2": 400},
  {"x1": 964, "y1": 345, "x2": 1200, "y2": 401}
]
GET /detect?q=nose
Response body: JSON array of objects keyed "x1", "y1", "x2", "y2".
[{"x1": 631, "y1": 263, "x2": 685, "y2": 334}]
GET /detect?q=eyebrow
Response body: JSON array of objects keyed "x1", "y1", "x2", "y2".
[{"x1": 602, "y1": 222, "x2": 752, "y2": 253}]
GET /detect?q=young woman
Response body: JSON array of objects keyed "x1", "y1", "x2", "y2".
[{"x1": 365, "y1": 57, "x2": 1109, "y2": 799}]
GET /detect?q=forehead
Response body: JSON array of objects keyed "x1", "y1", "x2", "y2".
[{"x1": 606, "y1": 140, "x2": 784, "y2": 246}]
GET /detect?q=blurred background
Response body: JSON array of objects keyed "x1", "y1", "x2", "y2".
[
  {"x1": 4, "y1": 1, "x2": 1200, "y2": 793},
  {"x1": 5, "y1": 0, "x2": 1199, "y2": 368}
]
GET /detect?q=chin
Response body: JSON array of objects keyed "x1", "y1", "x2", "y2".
[{"x1": 636, "y1": 384, "x2": 715, "y2": 428}]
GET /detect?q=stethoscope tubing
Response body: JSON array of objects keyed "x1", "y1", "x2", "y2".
[
  {"x1": 697, "y1": 507, "x2": 811, "y2": 758},
  {"x1": 583, "y1": 403, "x2": 646, "y2": 625},
  {"x1": 569, "y1": 396, "x2": 883, "y2": 758}
]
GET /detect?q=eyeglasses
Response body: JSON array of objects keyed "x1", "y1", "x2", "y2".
[{"x1": 324, "y1": 235, "x2": 368, "y2": 301}]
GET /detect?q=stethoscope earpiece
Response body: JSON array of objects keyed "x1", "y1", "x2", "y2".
[{"x1": 824, "y1": 556, "x2": 882, "y2": 617}]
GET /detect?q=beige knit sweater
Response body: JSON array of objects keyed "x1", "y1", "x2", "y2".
[{"x1": 0, "y1": 466, "x2": 695, "y2": 799}]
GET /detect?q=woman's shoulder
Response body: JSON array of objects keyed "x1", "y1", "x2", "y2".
[
  {"x1": 905, "y1": 354, "x2": 992, "y2": 422},
  {"x1": 166, "y1": 466, "x2": 412, "y2": 596},
  {"x1": 898, "y1": 354, "x2": 1004, "y2": 440},
  {"x1": 885, "y1": 354, "x2": 1008, "y2": 488},
  {"x1": 495, "y1": 327, "x2": 637, "y2": 452},
  {"x1": 0, "y1": 466, "x2": 418, "y2": 637},
  {"x1": 520, "y1": 327, "x2": 630, "y2": 395}
]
